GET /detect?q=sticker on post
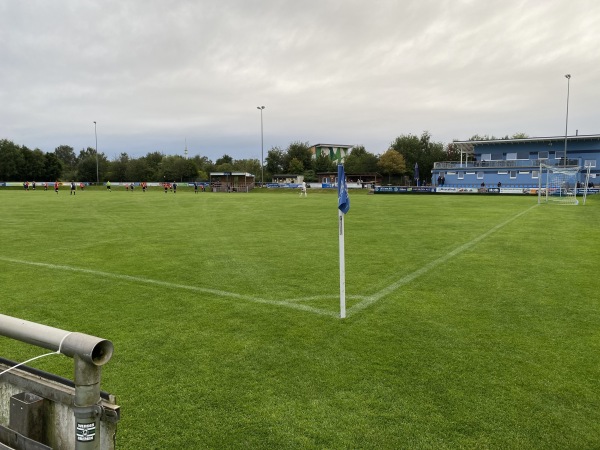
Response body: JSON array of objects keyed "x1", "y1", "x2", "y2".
[{"x1": 76, "y1": 423, "x2": 96, "y2": 442}]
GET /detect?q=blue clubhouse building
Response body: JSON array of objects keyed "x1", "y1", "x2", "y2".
[{"x1": 432, "y1": 134, "x2": 599, "y2": 191}]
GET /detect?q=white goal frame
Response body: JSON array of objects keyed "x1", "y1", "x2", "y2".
[
  {"x1": 538, "y1": 163, "x2": 580, "y2": 205},
  {"x1": 582, "y1": 163, "x2": 592, "y2": 205}
]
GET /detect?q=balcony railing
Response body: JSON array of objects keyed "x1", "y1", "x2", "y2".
[{"x1": 433, "y1": 159, "x2": 580, "y2": 170}]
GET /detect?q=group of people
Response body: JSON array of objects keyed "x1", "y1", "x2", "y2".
[
  {"x1": 436, "y1": 175, "x2": 446, "y2": 186},
  {"x1": 22, "y1": 181, "x2": 218, "y2": 193},
  {"x1": 23, "y1": 181, "x2": 86, "y2": 194},
  {"x1": 22, "y1": 181, "x2": 38, "y2": 190}
]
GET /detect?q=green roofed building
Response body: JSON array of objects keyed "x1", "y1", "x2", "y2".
[{"x1": 309, "y1": 143, "x2": 353, "y2": 164}]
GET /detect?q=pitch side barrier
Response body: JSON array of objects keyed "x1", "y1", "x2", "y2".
[
  {"x1": 0, "y1": 314, "x2": 118, "y2": 450},
  {"x1": 372, "y1": 185, "x2": 577, "y2": 195}
]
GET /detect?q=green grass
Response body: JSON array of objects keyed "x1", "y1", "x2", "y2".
[{"x1": 1, "y1": 187, "x2": 599, "y2": 449}]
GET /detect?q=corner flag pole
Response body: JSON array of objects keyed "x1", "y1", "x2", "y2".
[
  {"x1": 337, "y1": 164, "x2": 350, "y2": 319},
  {"x1": 339, "y1": 207, "x2": 346, "y2": 318}
]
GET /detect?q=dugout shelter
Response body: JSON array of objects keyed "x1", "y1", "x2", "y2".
[
  {"x1": 272, "y1": 174, "x2": 304, "y2": 184},
  {"x1": 209, "y1": 172, "x2": 255, "y2": 192},
  {"x1": 318, "y1": 172, "x2": 381, "y2": 188}
]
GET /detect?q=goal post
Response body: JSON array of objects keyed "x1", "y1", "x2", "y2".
[
  {"x1": 583, "y1": 163, "x2": 592, "y2": 205},
  {"x1": 538, "y1": 163, "x2": 580, "y2": 205}
]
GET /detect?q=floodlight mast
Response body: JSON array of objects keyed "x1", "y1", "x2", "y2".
[
  {"x1": 94, "y1": 121, "x2": 99, "y2": 184},
  {"x1": 257, "y1": 106, "x2": 265, "y2": 186},
  {"x1": 564, "y1": 74, "x2": 571, "y2": 167}
]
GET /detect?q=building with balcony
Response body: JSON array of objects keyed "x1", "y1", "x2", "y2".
[
  {"x1": 432, "y1": 135, "x2": 599, "y2": 188},
  {"x1": 309, "y1": 144, "x2": 353, "y2": 164}
]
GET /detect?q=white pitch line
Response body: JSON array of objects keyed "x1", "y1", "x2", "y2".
[
  {"x1": 0, "y1": 257, "x2": 337, "y2": 318},
  {"x1": 346, "y1": 204, "x2": 538, "y2": 317}
]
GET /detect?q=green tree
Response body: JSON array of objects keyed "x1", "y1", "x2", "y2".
[
  {"x1": 173, "y1": 157, "x2": 199, "y2": 182},
  {"x1": 44, "y1": 152, "x2": 63, "y2": 181},
  {"x1": 110, "y1": 153, "x2": 130, "y2": 182},
  {"x1": 127, "y1": 158, "x2": 153, "y2": 182},
  {"x1": 143, "y1": 151, "x2": 164, "y2": 179},
  {"x1": 444, "y1": 143, "x2": 462, "y2": 162},
  {"x1": 511, "y1": 132, "x2": 529, "y2": 139},
  {"x1": 288, "y1": 157, "x2": 304, "y2": 174},
  {"x1": 303, "y1": 169, "x2": 316, "y2": 182},
  {"x1": 77, "y1": 155, "x2": 99, "y2": 182},
  {"x1": 390, "y1": 134, "x2": 421, "y2": 167},
  {"x1": 191, "y1": 155, "x2": 214, "y2": 180},
  {"x1": 54, "y1": 145, "x2": 77, "y2": 175},
  {"x1": 344, "y1": 145, "x2": 379, "y2": 174},
  {"x1": 378, "y1": 149, "x2": 406, "y2": 184},
  {"x1": 469, "y1": 134, "x2": 495, "y2": 141},
  {"x1": 312, "y1": 153, "x2": 336, "y2": 173},
  {"x1": 234, "y1": 158, "x2": 261, "y2": 177},
  {"x1": 390, "y1": 132, "x2": 444, "y2": 185},
  {"x1": 215, "y1": 154, "x2": 233, "y2": 166},
  {"x1": 215, "y1": 162, "x2": 234, "y2": 173},
  {"x1": 265, "y1": 147, "x2": 285, "y2": 177},
  {"x1": 0, "y1": 139, "x2": 23, "y2": 181},
  {"x1": 159, "y1": 155, "x2": 198, "y2": 182},
  {"x1": 284, "y1": 141, "x2": 312, "y2": 172},
  {"x1": 27, "y1": 148, "x2": 47, "y2": 180},
  {"x1": 76, "y1": 147, "x2": 107, "y2": 182}
]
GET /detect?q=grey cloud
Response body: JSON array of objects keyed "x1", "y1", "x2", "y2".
[{"x1": 1, "y1": 0, "x2": 599, "y2": 160}]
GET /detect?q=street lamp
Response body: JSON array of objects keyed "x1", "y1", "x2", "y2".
[
  {"x1": 257, "y1": 106, "x2": 265, "y2": 186},
  {"x1": 564, "y1": 74, "x2": 571, "y2": 166},
  {"x1": 93, "y1": 121, "x2": 99, "y2": 184}
]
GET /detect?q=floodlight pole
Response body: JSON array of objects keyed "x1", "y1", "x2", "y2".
[
  {"x1": 563, "y1": 74, "x2": 571, "y2": 167},
  {"x1": 93, "y1": 121, "x2": 99, "y2": 184},
  {"x1": 257, "y1": 106, "x2": 265, "y2": 186}
]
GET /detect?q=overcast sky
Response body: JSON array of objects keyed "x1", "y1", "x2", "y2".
[{"x1": 1, "y1": 0, "x2": 599, "y2": 161}]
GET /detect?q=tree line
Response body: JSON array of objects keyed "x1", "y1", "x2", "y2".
[{"x1": 0, "y1": 132, "x2": 475, "y2": 184}]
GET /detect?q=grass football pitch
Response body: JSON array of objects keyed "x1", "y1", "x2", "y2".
[{"x1": 1, "y1": 187, "x2": 599, "y2": 449}]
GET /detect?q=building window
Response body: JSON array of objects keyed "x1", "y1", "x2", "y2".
[
  {"x1": 498, "y1": 171, "x2": 508, "y2": 175},
  {"x1": 477, "y1": 172, "x2": 484, "y2": 179},
  {"x1": 584, "y1": 160, "x2": 597, "y2": 168},
  {"x1": 510, "y1": 171, "x2": 517, "y2": 179},
  {"x1": 458, "y1": 172, "x2": 464, "y2": 180},
  {"x1": 532, "y1": 171, "x2": 539, "y2": 179},
  {"x1": 538, "y1": 151, "x2": 549, "y2": 159},
  {"x1": 506, "y1": 153, "x2": 517, "y2": 160},
  {"x1": 481, "y1": 153, "x2": 491, "y2": 161}
]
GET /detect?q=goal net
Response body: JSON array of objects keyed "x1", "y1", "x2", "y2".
[{"x1": 538, "y1": 163, "x2": 580, "y2": 205}]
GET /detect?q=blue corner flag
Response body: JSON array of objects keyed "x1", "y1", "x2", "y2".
[{"x1": 338, "y1": 164, "x2": 350, "y2": 214}]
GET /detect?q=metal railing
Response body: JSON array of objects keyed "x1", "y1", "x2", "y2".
[
  {"x1": 434, "y1": 159, "x2": 580, "y2": 170},
  {"x1": 0, "y1": 314, "x2": 114, "y2": 450}
]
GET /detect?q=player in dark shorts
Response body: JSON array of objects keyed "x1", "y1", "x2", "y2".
[{"x1": 70, "y1": 181, "x2": 76, "y2": 195}]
